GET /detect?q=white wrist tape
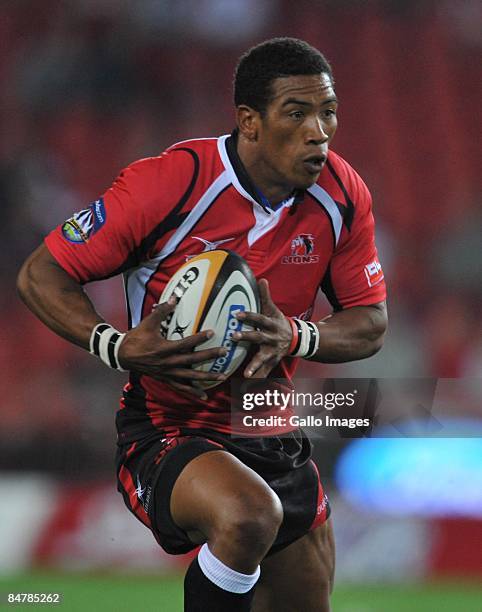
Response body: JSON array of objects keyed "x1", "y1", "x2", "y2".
[
  {"x1": 290, "y1": 318, "x2": 320, "y2": 358},
  {"x1": 89, "y1": 323, "x2": 126, "y2": 371}
]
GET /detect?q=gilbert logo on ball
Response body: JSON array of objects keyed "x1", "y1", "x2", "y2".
[{"x1": 159, "y1": 250, "x2": 259, "y2": 388}]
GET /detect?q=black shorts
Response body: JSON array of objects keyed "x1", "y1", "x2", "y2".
[{"x1": 116, "y1": 427, "x2": 330, "y2": 556}]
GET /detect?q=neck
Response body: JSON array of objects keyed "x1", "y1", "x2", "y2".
[{"x1": 236, "y1": 133, "x2": 294, "y2": 206}]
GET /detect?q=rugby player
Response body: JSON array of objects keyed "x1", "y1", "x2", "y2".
[{"x1": 17, "y1": 38, "x2": 387, "y2": 611}]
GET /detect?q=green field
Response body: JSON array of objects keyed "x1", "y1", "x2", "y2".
[{"x1": 1, "y1": 573, "x2": 481, "y2": 611}]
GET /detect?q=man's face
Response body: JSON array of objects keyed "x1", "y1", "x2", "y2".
[{"x1": 256, "y1": 73, "x2": 338, "y2": 191}]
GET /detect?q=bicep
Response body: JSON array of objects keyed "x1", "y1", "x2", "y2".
[
  {"x1": 17, "y1": 243, "x2": 102, "y2": 349},
  {"x1": 18, "y1": 243, "x2": 74, "y2": 297}
]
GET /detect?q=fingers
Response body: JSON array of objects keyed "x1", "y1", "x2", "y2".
[
  {"x1": 247, "y1": 362, "x2": 275, "y2": 378},
  {"x1": 161, "y1": 346, "x2": 227, "y2": 367},
  {"x1": 258, "y1": 278, "x2": 276, "y2": 315},
  {"x1": 160, "y1": 367, "x2": 227, "y2": 382},
  {"x1": 232, "y1": 329, "x2": 275, "y2": 345},
  {"x1": 169, "y1": 329, "x2": 216, "y2": 352},
  {"x1": 243, "y1": 355, "x2": 264, "y2": 378},
  {"x1": 244, "y1": 354, "x2": 278, "y2": 378},
  {"x1": 233, "y1": 278, "x2": 279, "y2": 333},
  {"x1": 143, "y1": 296, "x2": 177, "y2": 329},
  {"x1": 243, "y1": 343, "x2": 280, "y2": 378},
  {"x1": 235, "y1": 311, "x2": 277, "y2": 332}
]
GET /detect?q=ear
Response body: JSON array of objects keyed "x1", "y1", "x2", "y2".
[{"x1": 236, "y1": 105, "x2": 261, "y2": 142}]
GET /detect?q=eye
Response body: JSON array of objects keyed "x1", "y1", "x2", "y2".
[
  {"x1": 289, "y1": 110, "x2": 304, "y2": 121},
  {"x1": 322, "y1": 109, "x2": 337, "y2": 119}
]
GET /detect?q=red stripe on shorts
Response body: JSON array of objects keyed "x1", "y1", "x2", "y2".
[
  {"x1": 126, "y1": 442, "x2": 137, "y2": 458},
  {"x1": 309, "y1": 459, "x2": 329, "y2": 531},
  {"x1": 118, "y1": 445, "x2": 151, "y2": 528}
]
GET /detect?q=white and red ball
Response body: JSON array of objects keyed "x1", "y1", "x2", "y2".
[{"x1": 159, "y1": 250, "x2": 259, "y2": 388}]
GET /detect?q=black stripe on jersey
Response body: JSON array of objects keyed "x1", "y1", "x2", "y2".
[
  {"x1": 139, "y1": 183, "x2": 232, "y2": 323},
  {"x1": 320, "y1": 264, "x2": 343, "y2": 312},
  {"x1": 226, "y1": 131, "x2": 260, "y2": 204},
  {"x1": 116, "y1": 371, "x2": 159, "y2": 443},
  {"x1": 136, "y1": 147, "x2": 200, "y2": 261},
  {"x1": 124, "y1": 274, "x2": 133, "y2": 330},
  {"x1": 306, "y1": 192, "x2": 336, "y2": 249},
  {"x1": 226, "y1": 130, "x2": 303, "y2": 212},
  {"x1": 326, "y1": 159, "x2": 354, "y2": 231},
  {"x1": 110, "y1": 148, "x2": 200, "y2": 279}
]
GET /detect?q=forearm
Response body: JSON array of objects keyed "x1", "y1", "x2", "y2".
[
  {"x1": 17, "y1": 245, "x2": 227, "y2": 395},
  {"x1": 17, "y1": 244, "x2": 104, "y2": 350},
  {"x1": 309, "y1": 302, "x2": 388, "y2": 363}
]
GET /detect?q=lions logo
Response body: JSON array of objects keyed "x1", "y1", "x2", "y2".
[
  {"x1": 282, "y1": 234, "x2": 319, "y2": 264},
  {"x1": 291, "y1": 233, "x2": 315, "y2": 256}
]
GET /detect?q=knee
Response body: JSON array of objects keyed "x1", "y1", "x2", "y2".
[{"x1": 216, "y1": 488, "x2": 283, "y2": 555}]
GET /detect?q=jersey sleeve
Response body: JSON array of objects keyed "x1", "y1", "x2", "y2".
[
  {"x1": 44, "y1": 149, "x2": 194, "y2": 283},
  {"x1": 321, "y1": 179, "x2": 386, "y2": 310}
]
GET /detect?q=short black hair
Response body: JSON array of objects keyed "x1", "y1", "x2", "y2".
[{"x1": 234, "y1": 37, "x2": 333, "y2": 114}]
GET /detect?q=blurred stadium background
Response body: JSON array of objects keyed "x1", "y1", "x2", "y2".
[{"x1": 1, "y1": 0, "x2": 481, "y2": 610}]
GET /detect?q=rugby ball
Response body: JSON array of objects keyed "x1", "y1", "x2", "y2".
[{"x1": 159, "y1": 250, "x2": 259, "y2": 388}]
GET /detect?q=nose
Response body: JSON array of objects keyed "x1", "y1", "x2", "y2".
[{"x1": 306, "y1": 116, "x2": 329, "y2": 145}]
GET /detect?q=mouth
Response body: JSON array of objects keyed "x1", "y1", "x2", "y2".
[{"x1": 302, "y1": 154, "x2": 327, "y2": 175}]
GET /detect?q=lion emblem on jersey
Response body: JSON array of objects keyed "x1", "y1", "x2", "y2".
[
  {"x1": 282, "y1": 234, "x2": 319, "y2": 264},
  {"x1": 291, "y1": 234, "x2": 315, "y2": 256}
]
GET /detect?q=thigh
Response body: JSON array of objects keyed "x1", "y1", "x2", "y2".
[
  {"x1": 170, "y1": 447, "x2": 282, "y2": 541},
  {"x1": 252, "y1": 519, "x2": 335, "y2": 612},
  {"x1": 117, "y1": 434, "x2": 283, "y2": 558},
  {"x1": 117, "y1": 434, "x2": 228, "y2": 554}
]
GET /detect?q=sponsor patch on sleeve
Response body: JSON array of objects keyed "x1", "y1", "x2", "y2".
[
  {"x1": 364, "y1": 258, "x2": 384, "y2": 287},
  {"x1": 61, "y1": 198, "x2": 106, "y2": 243}
]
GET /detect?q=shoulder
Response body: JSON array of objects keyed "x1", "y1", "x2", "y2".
[
  {"x1": 166, "y1": 137, "x2": 226, "y2": 190},
  {"x1": 166, "y1": 136, "x2": 220, "y2": 163},
  {"x1": 116, "y1": 155, "x2": 162, "y2": 185},
  {"x1": 119, "y1": 136, "x2": 220, "y2": 174},
  {"x1": 321, "y1": 149, "x2": 372, "y2": 210},
  {"x1": 131, "y1": 137, "x2": 222, "y2": 180},
  {"x1": 113, "y1": 139, "x2": 217, "y2": 192},
  {"x1": 109, "y1": 137, "x2": 223, "y2": 207}
]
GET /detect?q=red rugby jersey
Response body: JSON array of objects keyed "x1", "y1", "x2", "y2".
[{"x1": 45, "y1": 132, "x2": 386, "y2": 441}]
